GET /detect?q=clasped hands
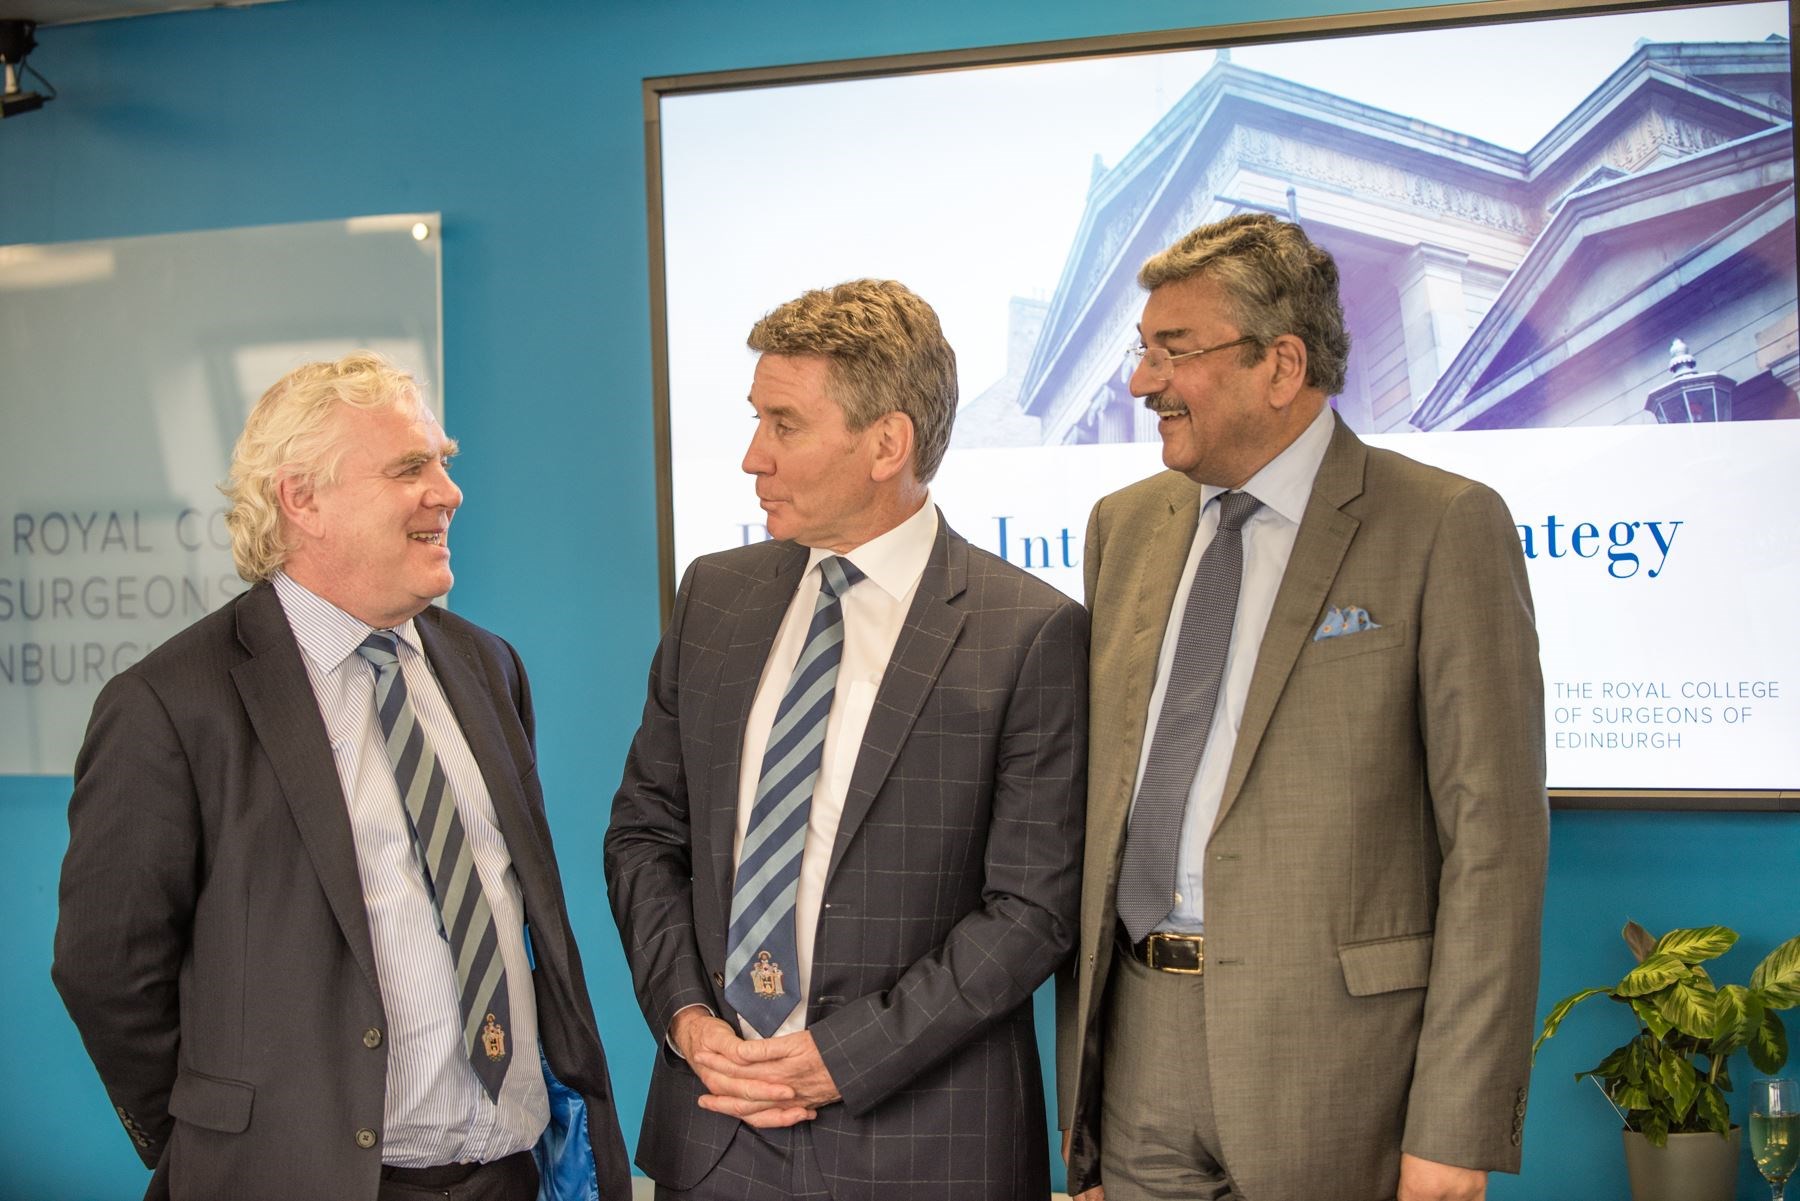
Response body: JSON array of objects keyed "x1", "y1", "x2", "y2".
[{"x1": 671, "y1": 1007, "x2": 841, "y2": 1128}]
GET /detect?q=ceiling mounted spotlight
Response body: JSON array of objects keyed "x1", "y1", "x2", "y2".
[{"x1": 1, "y1": 20, "x2": 55, "y2": 120}]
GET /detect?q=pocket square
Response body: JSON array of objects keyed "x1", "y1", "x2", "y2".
[{"x1": 1314, "y1": 605, "x2": 1380, "y2": 641}]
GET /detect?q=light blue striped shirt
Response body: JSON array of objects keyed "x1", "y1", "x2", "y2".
[{"x1": 273, "y1": 573, "x2": 546, "y2": 1166}]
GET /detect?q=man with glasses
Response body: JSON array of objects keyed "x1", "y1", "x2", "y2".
[
  {"x1": 607, "y1": 279, "x2": 1087, "y2": 1200},
  {"x1": 1057, "y1": 215, "x2": 1548, "y2": 1201}
]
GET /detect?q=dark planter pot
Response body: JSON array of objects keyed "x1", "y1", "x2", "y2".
[{"x1": 1621, "y1": 1126, "x2": 1741, "y2": 1201}]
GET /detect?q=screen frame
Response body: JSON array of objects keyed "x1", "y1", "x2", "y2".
[{"x1": 641, "y1": 0, "x2": 1800, "y2": 811}]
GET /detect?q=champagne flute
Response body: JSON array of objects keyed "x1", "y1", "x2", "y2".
[{"x1": 1751, "y1": 1078, "x2": 1800, "y2": 1201}]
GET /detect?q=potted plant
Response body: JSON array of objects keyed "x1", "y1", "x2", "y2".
[{"x1": 1534, "y1": 922, "x2": 1800, "y2": 1201}]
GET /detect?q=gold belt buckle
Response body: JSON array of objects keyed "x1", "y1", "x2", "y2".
[{"x1": 1145, "y1": 932, "x2": 1204, "y2": 974}]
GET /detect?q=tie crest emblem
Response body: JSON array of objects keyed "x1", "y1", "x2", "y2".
[
  {"x1": 749, "y1": 950, "x2": 786, "y2": 999},
  {"x1": 481, "y1": 1012, "x2": 507, "y2": 1061}
]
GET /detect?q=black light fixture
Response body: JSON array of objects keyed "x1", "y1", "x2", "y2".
[{"x1": 1, "y1": 19, "x2": 54, "y2": 120}]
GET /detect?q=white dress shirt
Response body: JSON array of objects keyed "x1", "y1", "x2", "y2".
[
  {"x1": 272, "y1": 573, "x2": 547, "y2": 1165},
  {"x1": 732, "y1": 498, "x2": 938, "y2": 1037},
  {"x1": 1131, "y1": 404, "x2": 1336, "y2": 932}
]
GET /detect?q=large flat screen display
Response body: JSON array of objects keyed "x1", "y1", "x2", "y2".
[{"x1": 650, "y1": 0, "x2": 1798, "y2": 803}]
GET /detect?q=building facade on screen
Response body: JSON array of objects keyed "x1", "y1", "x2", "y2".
[{"x1": 954, "y1": 35, "x2": 1797, "y2": 447}]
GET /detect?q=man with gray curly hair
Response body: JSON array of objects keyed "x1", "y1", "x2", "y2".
[
  {"x1": 1059, "y1": 215, "x2": 1548, "y2": 1201},
  {"x1": 608, "y1": 279, "x2": 1087, "y2": 1200},
  {"x1": 54, "y1": 352, "x2": 630, "y2": 1201}
]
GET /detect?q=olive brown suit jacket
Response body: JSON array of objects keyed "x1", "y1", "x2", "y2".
[
  {"x1": 1058, "y1": 417, "x2": 1550, "y2": 1199},
  {"x1": 52, "y1": 581, "x2": 632, "y2": 1201}
]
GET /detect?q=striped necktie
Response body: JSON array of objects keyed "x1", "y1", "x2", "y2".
[
  {"x1": 724, "y1": 555, "x2": 864, "y2": 1036},
  {"x1": 1116, "y1": 490, "x2": 1263, "y2": 943},
  {"x1": 357, "y1": 631, "x2": 511, "y2": 1099}
]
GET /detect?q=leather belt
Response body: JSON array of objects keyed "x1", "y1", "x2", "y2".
[
  {"x1": 1119, "y1": 922, "x2": 1204, "y2": 974},
  {"x1": 381, "y1": 1161, "x2": 483, "y2": 1187},
  {"x1": 381, "y1": 1150, "x2": 532, "y2": 1187}
]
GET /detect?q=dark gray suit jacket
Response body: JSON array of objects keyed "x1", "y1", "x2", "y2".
[
  {"x1": 53, "y1": 581, "x2": 632, "y2": 1201},
  {"x1": 605, "y1": 520, "x2": 1087, "y2": 1201}
]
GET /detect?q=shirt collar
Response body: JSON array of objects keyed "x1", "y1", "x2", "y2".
[
  {"x1": 804, "y1": 494, "x2": 938, "y2": 602},
  {"x1": 271, "y1": 571, "x2": 423, "y2": 671},
  {"x1": 1199, "y1": 403, "x2": 1336, "y2": 526}
]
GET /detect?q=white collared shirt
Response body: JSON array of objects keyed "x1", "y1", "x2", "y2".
[
  {"x1": 272, "y1": 573, "x2": 546, "y2": 1165},
  {"x1": 733, "y1": 498, "x2": 939, "y2": 1037},
  {"x1": 1131, "y1": 404, "x2": 1336, "y2": 931}
]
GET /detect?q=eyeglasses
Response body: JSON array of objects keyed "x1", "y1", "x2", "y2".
[{"x1": 1125, "y1": 336, "x2": 1259, "y2": 384}]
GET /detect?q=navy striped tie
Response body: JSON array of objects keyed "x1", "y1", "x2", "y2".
[
  {"x1": 1117, "y1": 490, "x2": 1262, "y2": 943},
  {"x1": 725, "y1": 555, "x2": 864, "y2": 1036},
  {"x1": 357, "y1": 632, "x2": 511, "y2": 1099}
]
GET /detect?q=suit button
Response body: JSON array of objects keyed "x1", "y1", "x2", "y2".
[
  {"x1": 363, "y1": 1027, "x2": 383, "y2": 1049},
  {"x1": 712, "y1": 971, "x2": 725, "y2": 987},
  {"x1": 355, "y1": 1128, "x2": 378, "y2": 1150}
]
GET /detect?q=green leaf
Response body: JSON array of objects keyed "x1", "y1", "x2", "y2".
[
  {"x1": 1615, "y1": 1082, "x2": 1652, "y2": 1110},
  {"x1": 1624, "y1": 920, "x2": 1659, "y2": 964},
  {"x1": 1631, "y1": 997, "x2": 1675, "y2": 1041},
  {"x1": 1654, "y1": 926, "x2": 1737, "y2": 965},
  {"x1": 1583, "y1": 1044, "x2": 1632, "y2": 1081},
  {"x1": 1751, "y1": 935, "x2": 1800, "y2": 1007},
  {"x1": 1695, "y1": 1082, "x2": 1730, "y2": 1135},
  {"x1": 1655, "y1": 1049, "x2": 1700, "y2": 1120},
  {"x1": 1641, "y1": 1109, "x2": 1670, "y2": 1147},
  {"x1": 1620, "y1": 953, "x2": 1690, "y2": 997},
  {"x1": 1710, "y1": 984, "x2": 1753, "y2": 1053},
  {"x1": 1749, "y1": 1009, "x2": 1790, "y2": 1074},
  {"x1": 1625, "y1": 1036, "x2": 1653, "y2": 1085},
  {"x1": 1712, "y1": 1056, "x2": 1733, "y2": 1094},
  {"x1": 1655, "y1": 978, "x2": 1718, "y2": 1040},
  {"x1": 1534, "y1": 987, "x2": 1612, "y2": 1060},
  {"x1": 1706, "y1": 979, "x2": 1764, "y2": 1058}
]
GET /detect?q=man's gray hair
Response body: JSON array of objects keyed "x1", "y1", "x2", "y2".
[{"x1": 1139, "y1": 213, "x2": 1350, "y2": 396}]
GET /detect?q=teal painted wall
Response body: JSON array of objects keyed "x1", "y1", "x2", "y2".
[{"x1": 3, "y1": 1, "x2": 1795, "y2": 1197}]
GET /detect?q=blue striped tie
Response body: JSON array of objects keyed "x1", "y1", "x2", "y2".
[
  {"x1": 357, "y1": 632, "x2": 511, "y2": 1100},
  {"x1": 724, "y1": 555, "x2": 864, "y2": 1036}
]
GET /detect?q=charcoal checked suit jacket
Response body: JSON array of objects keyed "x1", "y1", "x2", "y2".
[
  {"x1": 1058, "y1": 417, "x2": 1550, "y2": 1199},
  {"x1": 606, "y1": 518, "x2": 1087, "y2": 1201},
  {"x1": 52, "y1": 581, "x2": 632, "y2": 1201}
]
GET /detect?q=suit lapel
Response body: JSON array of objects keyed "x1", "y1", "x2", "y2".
[
  {"x1": 1125, "y1": 480, "x2": 1204, "y2": 780},
  {"x1": 230, "y1": 584, "x2": 383, "y2": 998},
  {"x1": 825, "y1": 520, "x2": 966, "y2": 882},
  {"x1": 707, "y1": 544, "x2": 810, "y2": 907},
  {"x1": 1092, "y1": 478, "x2": 1204, "y2": 884},
  {"x1": 416, "y1": 612, "x2": 566, "y2": 970},
  {"x1": 1213, "y1": 416, "x2": 1367, "y2": 834}
]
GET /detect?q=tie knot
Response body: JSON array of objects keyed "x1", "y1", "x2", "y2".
[
  {"x1": 817, "y1": 556, "x2": 865, "y2": 600},
  {"x1": 355, "y1": 631, "x2": 400, "y2": 670},
  {"x1": 1216, "y1": 490, "x2": 1261, "y2": 532}
]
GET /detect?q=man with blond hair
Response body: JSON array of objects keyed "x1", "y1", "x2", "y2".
[
  {"x1": 1058, "y1": 215, "x2": 1548, "y2": 1201},
  {"x1": 606, "y1": 279, "x2": 1087, "y2": 1200},
  {"x1": 54, "y1": 352, "x2": 630, "y2": 1201}
]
